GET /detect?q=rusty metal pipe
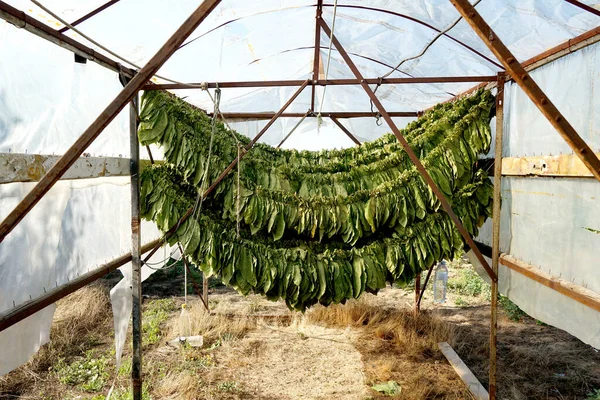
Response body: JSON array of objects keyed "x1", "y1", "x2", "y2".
[
  {"x1": 143, "y1": 75, "x2": 497, "y2": 90},
  {"x1": 320, "y1": 18, "x2": 497, "y2": 282}
]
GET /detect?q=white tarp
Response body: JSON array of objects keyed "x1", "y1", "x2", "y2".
[{"x1": 476, "y1": 41, "x2": 600, "y2": 348}]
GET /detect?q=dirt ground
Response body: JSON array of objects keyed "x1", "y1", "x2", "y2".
[{"x1": 2, "y1": 261, "x2": 600, "y2": 400}]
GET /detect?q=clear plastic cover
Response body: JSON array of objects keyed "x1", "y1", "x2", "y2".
[{"x1": 1, "y1": 0, "x2": 600, "y2": 375}]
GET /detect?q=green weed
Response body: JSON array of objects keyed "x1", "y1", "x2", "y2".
[
  {"x1": 448, "y1": 267, "x2": 491, "y2": 299},
  {"x1": 143, "y1": 298, "x2": 177, "y2": 345},
  {"x1": 109, "y1": 384, "x2": 152, "y2": 400},
  {"x1": 454, "y1": 297, "x2": 468, "y2": 307},
  {"x1": 499, "y1": 295, "x2": 526, "y2": 322},
  {"x1": 216, "y1": 381, "x2": 240, "y2": 393},
  {"x1": 118, "y1": 358, "x2": 132, "y2": 377},
  {"x1": 586, "y1": 389, "x2": 600, "y2": 400},
  {"x1": 54, "y1": 350, "x2": 109, "y2": 392}
]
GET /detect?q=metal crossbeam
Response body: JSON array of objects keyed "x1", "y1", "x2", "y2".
[{"x1": 450, "y1": 0, "x2": 600, "y2": 182}]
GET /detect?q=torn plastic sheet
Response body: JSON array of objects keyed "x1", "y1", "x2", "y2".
[
  {"x1": 110, "y1": 245, "x2": 179, "y2": 369},
  {"x1": 0, "y1": 177, "x2": 163, "y2": 375}
]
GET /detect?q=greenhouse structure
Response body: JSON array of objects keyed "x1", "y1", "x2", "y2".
[{"x1": 0, "y1": 0, "x2": 599, "y2": 399}]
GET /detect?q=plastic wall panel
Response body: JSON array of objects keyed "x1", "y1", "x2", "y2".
[
  {"x1": 467, "y1": 252, "x2": 600, "y2": 349},
  {"x1": 0, "y1": 177, "x2": 164, "y2": 375},
  {"x1": 501, "y1": 42, "x2": 600, "y2": 158},
  {"x1": 477, "y1": 177, "x2": 600, "y2": 293},
  {"x1": 0, "y1": 24, "x2": 129, "y2": 157}
]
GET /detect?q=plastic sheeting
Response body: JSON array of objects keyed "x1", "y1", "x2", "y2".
[
  {"x1": 475, "y1": 41, "x2": 600, "y2": 349},
  {"x1": 1, "y1": 0, "x2": 600, "y2": 375},
  {"x1": 0, "y1": 177, "x2": 166, "y2": 375},
  {"x1": 3, "y1": 0, "x2": 599, "y2": 141}
]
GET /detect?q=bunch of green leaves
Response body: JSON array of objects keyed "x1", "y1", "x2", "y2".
[
  {"x1": 138, "y1": 89, "x2": 494, "y2": 244},
  {"x1": 140, "y1": 165, "x2": 492, "y2": 311},
  {"x1": 54, "y1": 351, "x2": 109, "y2": 392}
]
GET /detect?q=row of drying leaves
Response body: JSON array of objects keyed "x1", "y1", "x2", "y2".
[{"x1": 138, "y1": 89, "x2": 495, "y2": 311}]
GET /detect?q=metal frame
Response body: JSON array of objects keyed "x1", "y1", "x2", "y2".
[
  {"x1": 319, "y1": 18, "x2": 497, "y2": 282},
  {"x1": 144, "y1": 75, "x2": 496, "y2": 91},
  {"x1": 329, "y1": 117, "x2": 361, "y2": 146},
  {"x1": 450, "y1": 0, "x2": 600, "y2": 183},
  {"x1": 1, "y1": 1, "x2": 599, "y2": 399},
  {"x1": 0, "y1": 0, "x2": 223, "y2": 242},
  {"x1": 129, "y1": 94, "x2": 143, "y2": 398},
  {"x1": 57, "y1": 0, "x2": 122, "y2": 33},
  {"x1": 0, "y1": 1, "x2": 135, "y2": 77},
  {"x1": 207, "y1": 111, "x2": 418, "y2": 119}
]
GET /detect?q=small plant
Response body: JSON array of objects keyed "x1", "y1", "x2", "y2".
[
  {"x1": 118, "y1": 358, "x2": 132, "y2": 377},
  {"x1": 498, "y1": 295, "x2": 526, "y2": 322},
  {"x1": 587, "y1": 389, "x2": 600, "y2": 400},
  {"x1": 447, "y1": 266, "x2": 491, "y2": 299},
  {"x1": 143, "y1": 298, "x2": 177, "y2": 345},
  {"x1": 110, "y1": 384, "x2": 152, "y2": 400},
  {"x1": 54, "y1": 350, "x2": 110, "y2": 392},
  {"x1": 372, "y1": 380, "x2": 402, "y2": 395},
  {"x1": 216, "y1": 380, "x2": 240, "y2": 393},
  {"x1": 454, "y1": 297, "x2": 468, "y2": 307},
  {"x1": 178, "y1": 350, "x2": 215, "y2": 372}
]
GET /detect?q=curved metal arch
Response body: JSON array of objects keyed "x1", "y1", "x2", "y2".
[
  {"x1": 247, "y1": 46, "x2": 455, "y2": 97},
  {"x1": 321, "y1": 3, "x2": 503, "y2": 69},
  {"x1": 179, "y1": 5, "x2": 314, "y2": 50},
  {"x1": 178, "y1": 3, "x2": 501, "y2": 70}
]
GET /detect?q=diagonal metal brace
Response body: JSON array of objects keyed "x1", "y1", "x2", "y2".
[
  {"x1": 319, "y1": 19, "x2": 498, "y2": 282},
  {"x1": 449, "y1": 0, "x2": 600, "y2": 183}
]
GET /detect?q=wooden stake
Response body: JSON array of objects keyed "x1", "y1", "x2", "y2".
[
  {"x1": 130, "y1": 95, "x2": 143, "y2": 400},
  {"x1": 489, "y1": 72, "x2": 505, "y2": 400},
  {"x1": 414, "y1": 273, "x2": 421, "y2": 317}
]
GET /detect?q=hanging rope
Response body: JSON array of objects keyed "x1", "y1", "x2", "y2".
[{"x1": 317, "y1": 0, "x2": 339, "y2": 129}]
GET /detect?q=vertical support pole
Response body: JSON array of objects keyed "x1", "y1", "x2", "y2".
[
  {"x1": 130, "y1": 94, "x2": 142, "y2": 400},
  {"x1": 489, "y1": 72, "x2": 505, "y2": 400},
  {"x1": 414, "y1": 273, "x2": 421, "y2": 317},
  {"x1": 203, "y1": 274, "x2": 209, "y2": 311}
]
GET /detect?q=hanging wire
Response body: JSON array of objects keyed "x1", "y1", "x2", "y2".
[
  {"x1": 369, "y1": 0, "x2": 484, "y2": 119},
  {"x1": 277, "y1": 111, "x2": 311, "y2": 148},
  {"x1": 316, "y1": 0, "x2": 338, "y2": 129}
]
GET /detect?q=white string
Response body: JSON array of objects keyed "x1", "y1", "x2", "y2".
[
  {"x1": 316, "y1": 0, "x2": 338, "y2": 129},
  {"x1": 277, "y1": 111, "x2": 310, "y2": 148},
  {"x1": 184, "y1": 257, "x2": 188, "y2": 305}
]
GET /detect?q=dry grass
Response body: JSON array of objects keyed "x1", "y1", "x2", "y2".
[
  {"x1": 307, "y1": 296, "x2": 472, "y2": 400},
  {"x1": 163, "y1": 299, "x2": 257, "y2": 346},
  {"x1": 0, "y1": 284, "x2": 113, "y2": 398},
  {"x1": 154, "y1": 371, "x2": 200, "y2": 399}
]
